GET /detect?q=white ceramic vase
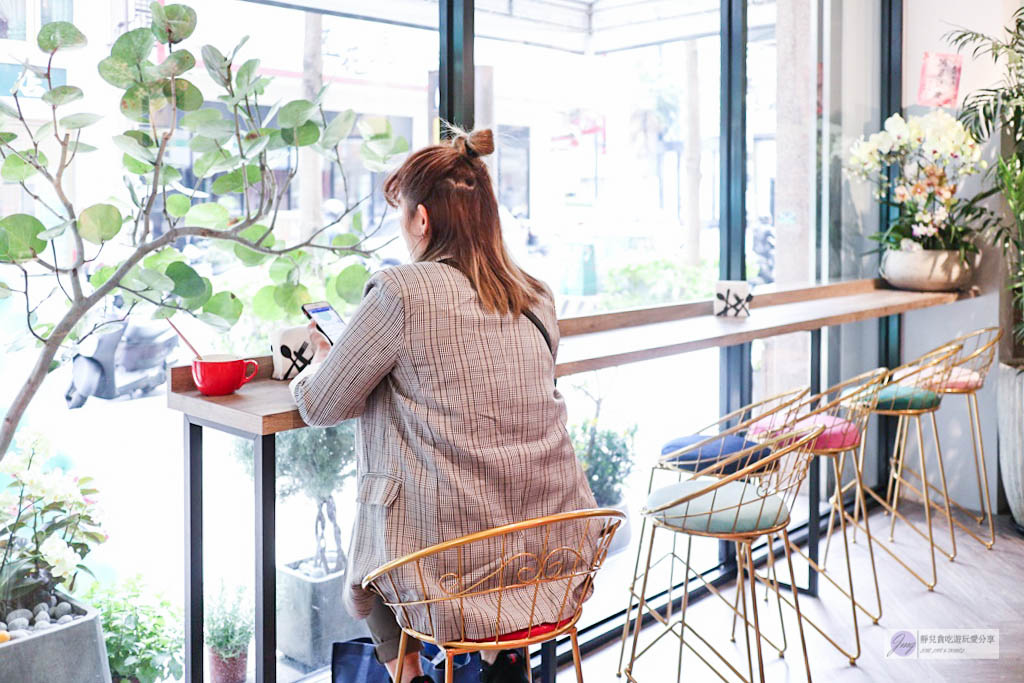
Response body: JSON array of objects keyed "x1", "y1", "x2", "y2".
[{"x1": 880, "y1": 249, "x2": 980, "y2": 292}]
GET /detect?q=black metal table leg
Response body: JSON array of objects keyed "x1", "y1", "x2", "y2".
[
  {"x1": 539, "y1": 640, "x2": 557, "y2": 683},
  {"x1": 185, "y1": 417, "x2": 204, "y2": 682},
  {"x1": 255, "y1": 434, "x2": 277, "y2": 683}
]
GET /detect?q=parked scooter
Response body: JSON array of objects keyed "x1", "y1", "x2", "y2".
[{"x1": 65, "y1": 316, "x2": 179, "y2": 409}]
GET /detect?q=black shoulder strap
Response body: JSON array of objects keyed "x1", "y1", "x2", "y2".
[{"x1": 522, "y1": 309, "x2": 553, "y2": 357}]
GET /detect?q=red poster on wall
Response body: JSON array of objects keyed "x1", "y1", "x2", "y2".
[{"x1": 918, "y1": 52, "x2": 963, "y2": 107}]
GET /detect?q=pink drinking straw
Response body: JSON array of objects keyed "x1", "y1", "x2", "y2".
[{"x1": 166, "y1": 319, "x2": 203, "y2": 360}]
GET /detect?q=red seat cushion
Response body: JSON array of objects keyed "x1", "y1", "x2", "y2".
[{"x1": 467, "y1": 617, "x2": 574, "y2": 643}]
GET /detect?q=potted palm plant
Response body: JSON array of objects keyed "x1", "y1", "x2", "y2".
[
  {"x1": 0, "y1": 432, "x2": 111, "y2": 683},
  {"x1": 234, "y1": 421, "x2": 362, "y2": 670},
  {"x1": 206, "y1": 584, "x2": 253, "y2": 683},
  {"x1": 948, "y1": 11, "x2": 1024, "y2": 532},
  {"x1": 846, "y1": 110, "x2": 997, "y2": 291}
]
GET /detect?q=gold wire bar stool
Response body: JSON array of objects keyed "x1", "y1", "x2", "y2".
[
  {"x1": 746, "y1": 368, "x2": 889, "y2": 665},
  {"x1": 620, "y1": 427, "x2": 824, "y2": 683},
  {"x1": 890, "y1": 328, "x2": 1002, "y2": 550},
  {"x1": 843, "y1": 343, "x2": 962, "y2": 592},
  {"x1": 616, "y1": 387, "x2": 809, "y2": 678},
  {"x1": 362, "y1": 508, "x2": 625, "y2": 683}
]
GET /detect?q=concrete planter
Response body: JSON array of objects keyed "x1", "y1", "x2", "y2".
[
  {"x1": 880, "y1": 249, "x2": 980, "y2": 292},
  {"x1": 0, "y1": 594, "x2": 111, "y2": 683},
  {"x1": 276, "y1": 557, "x2": 368, "y2": 671},
  {"x1": 998, "y1": 362, "x2": 1024, "y2": 531}
]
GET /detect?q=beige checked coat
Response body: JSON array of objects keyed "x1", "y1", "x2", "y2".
[{"x1": 290, "y1": 261, "x2": 598, "y2": 643}]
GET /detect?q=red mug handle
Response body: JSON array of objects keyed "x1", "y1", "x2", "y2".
[{"x1": 240, "y1": 359, "x2": 259, "y2": 386}]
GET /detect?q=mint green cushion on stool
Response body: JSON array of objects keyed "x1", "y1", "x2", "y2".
[
  {"x1": 645, "y1": 477, "x2": 790, "y2": 534},
  {"x1": 875, "y1": 384, "x2": 941, "y2": 411}
]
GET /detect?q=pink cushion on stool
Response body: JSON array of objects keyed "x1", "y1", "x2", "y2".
[
  {"x1": 939, "y1": 366, "x2": 983, "y2": 391},
  {"x1": 895, "y1": 365, "x2": 983, "y2": 392},
  {"x1": 750, "y1": 414, "x2": 860, "y2": 452}
]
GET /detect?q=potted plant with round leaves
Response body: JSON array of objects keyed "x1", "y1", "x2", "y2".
[
  {"x1": 0, "y1": 5, "x2": 407, "y2": 465},
  {"x1": 233, "y1": 421, "x2": 360, "y2": 670}
]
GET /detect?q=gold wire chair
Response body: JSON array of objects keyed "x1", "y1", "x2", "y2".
[
  {"x1": 746, "y1": 368, "x2": 889, "y2": 666},
  {"x1": 616, "y1": 387, "x2": 809, "y2": 678},
  {"x1": 843, "y1": 343, "x2": 963, "y2": 592},
  {"x1": 620, "y1": 426, "x2": 824, "y2": 683},
  {"x1": 362, "y1": 508, "x2": 626, "y2": 683},
  {"x1": 890, "y1": 328, "x2": 1002, "y2": 550}
]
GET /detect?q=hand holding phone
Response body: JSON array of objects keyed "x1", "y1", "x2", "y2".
[{"x1": 301, "y1": 302, "x2": 346, "y2": 344}]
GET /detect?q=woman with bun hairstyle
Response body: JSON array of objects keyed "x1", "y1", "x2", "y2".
[{"x1": 289, "y1": 128, "x2": 598, "y2": 683}]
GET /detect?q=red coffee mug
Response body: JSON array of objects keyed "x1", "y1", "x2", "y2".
[{"x1": 192, "y1": 355, "x2": 259, "y2": 397}]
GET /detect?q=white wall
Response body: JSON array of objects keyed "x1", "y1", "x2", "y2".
[{"x1": 900, "y1": 0, "x2": 1018, "y2": 511}]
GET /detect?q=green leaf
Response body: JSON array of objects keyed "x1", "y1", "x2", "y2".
[
  {"x1": 321, "y1": 109, "x2": 355, "y2": 148},
  {"x1": 59, "y1": 112, "x2": 102, "y2": 129},
  {"x1": 1, "y1": 149, "x2": 47, "y2": 183},
  {"x1": 188, "y1": 135, "x2": 219, "y2": 154},
  {"x1": 166, "y1": 193, "x2": 190, "y2": 218},
  {"x1": 156, "y1": 50, "x2": 195, "y2": 78},
  {"x1": 137, "y1": 267, "x2": 175, "y2": 292},
  {"x1": 112, "y1": 28, "x2": 155, "y2": 64},
  {"x1": 165, "y1": 261, "x2": 205, "y2": 297},
  {"x1": 281, "y1": 120, "x2": 320, "y2": 147},
  {"x1": 351, "y1": 211, "x2": 363, "y2": 234},
  {"x1": 269, "y1": 256, "x2": 296, "y2": 284},
  {"x1": 97, "y1": 56, "x2": 137, "y2": 88},
  {"x1": 211, "y1": 164, "x2": 261, "y2": 194},
  {"x1": 357, "y1": 115, "x2": 392, "y2": 139},
  {"x1": 278, "y1": 99, "x2": 315, "y2": 128},
  {"x1": 182, "y1": 108, "x2": 221, "y2": 130},
  {"x1": 233, "y1": 224, "x2": 271, "y2": 266},
  {"x1": 151, "y1": 3, "x2": 197, "y2": 44},
  {"x1": 78, "y1": 203, "x2": 123, "y2": 244},
  {"x1": 196, "y1": 119, "x2": 235, "y2": 140},
  {"x1": 42, "y1": 85, "x2": 83, "y2": 106},
  {"x1": 203, "y1": 291, "x2": 243, "y2": 325},
  {"x1": 252, "y1": 284, "x2": 285, "y2": 320},
  {"x1": 37, "y1": 22, "x2": 87, "y2": 52},
  {"x1": 89, "y1": 265, "x2": 117, "y2": 289},
  {"x1": 163, "y1": 78, "x2": 202, "y2": 111},
  {"x1": 122, "y1": 153, "x2": 153, "y2": 174},
  {"x1": 235, "y1": 59, "x2": 259, "y2": 89},
  {"x1": 123, "y1": 129, "x2": 155, "y2": 147},
  {"x1": 38, "y1": 221, "x2": 70, "y2": 240},
  {"x1": 0, "y1": 214, "x2": 46, "y2": 260},
  {"x1": 0, "y1": 132, "x2": 16, "y2": 144},
  {"x1": 142, "y1": 247, "x2": 184, "y2": 271},
  {"x1": 120, "y1": 83, "x2": 168, "y2": 122},
  {"x1": 181, "y1": 277, "x2": 212, "y2": 310},
  {"x1": 184, "y1": 202, "x2": 229, "y2": 229},
  {"x1": 201, "y1": 45, "x2": 230, "y2": 87},
  {"x1": 335, "y1": 263, "x2": 370, "y2": 304},
  {"x1": 112, "y1": 133, "x2": 156, "y2": 162},
  {"x1": 193, "y1": 149, "x2": 233, "y2": 178},
  {"x1": 196, "y1": 311, "x2": 231, "y2": 331},
  {"x1": 331, "y1": 233, "x2": 359, "y2": 249},
  {"x1": 273, "y1": 283, "x2": 311, "y2": 313},
  {"x1": 0, "y1": 281, "x2": 12, "y2": 298}
]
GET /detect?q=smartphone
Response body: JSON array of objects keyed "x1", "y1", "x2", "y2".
[{"x1": 301, "y1": 302, "x2": 346, "y2": 345}]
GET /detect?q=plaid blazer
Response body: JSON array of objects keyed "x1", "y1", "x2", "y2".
[{"x1": 291, "y1": 261, "x2": 598, "y2": 642}]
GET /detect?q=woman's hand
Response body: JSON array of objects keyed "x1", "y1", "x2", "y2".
[{"x1": 307, "y1": 320, "x2": 332, "y2": 363}]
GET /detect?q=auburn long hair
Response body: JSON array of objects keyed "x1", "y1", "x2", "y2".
[{"x1": 383, "y1": 127, "x2": 545, "y2": 316}]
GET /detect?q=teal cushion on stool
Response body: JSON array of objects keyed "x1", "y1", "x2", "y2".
[
  {"x1": 876, "y1": 384, "x2": 941, "y2": 411},
  {"x1": 660, "y1": 434, "x2": 772, "y2": 474},
  {"x1": 646, "y1": 477, "x2": 789, "y2": 534}
]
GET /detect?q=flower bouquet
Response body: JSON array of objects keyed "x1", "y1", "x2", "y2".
[{"x1": 847, "y1": 111, "x2": 998, "y2": 290}]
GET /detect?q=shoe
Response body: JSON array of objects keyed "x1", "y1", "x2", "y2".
[
  {"x1": 410, "y1": 676, "x2": 435, "y2": 683},
  {"x1": 481, "y1": 649, "x2": 530, "y2": 683}
]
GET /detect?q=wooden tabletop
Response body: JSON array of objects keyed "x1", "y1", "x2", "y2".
[{"x1": 167, "y1": 280, "x2": 966, "y2": 435}]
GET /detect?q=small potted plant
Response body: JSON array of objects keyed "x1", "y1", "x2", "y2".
[
  {"x1": 206, "y1": 584, "x2": 253, "y2": 683},
  {"x1": 569, "y1": 387, "x2": 635, "y2": 555},
  {"x1": 234, "y1": 422, "x2": 363, "y2": 670},
  {"x1": 0, "y1": 432, "x2": 111, "y2": 683},
  {"x1": 85, "y1": 576, "x2": 184, "y2": 683},
  {"x1": 846, "y1": 110, "x2": 998, "y2": 291}
]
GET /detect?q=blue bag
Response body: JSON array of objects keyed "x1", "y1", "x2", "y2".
[{"x1": 331, "y1": 637, "x2": 482, "y2": 682}]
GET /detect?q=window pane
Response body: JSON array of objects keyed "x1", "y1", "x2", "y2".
[
  {"x1": 477, "y1": 3, "x2": 721, "y2": 316},
  {"x1": 40, "y1": 0, "x2": 73, "y2": 25},
  {"x1": 0, "y1": 0, "x2": 27, "y2": 40}
]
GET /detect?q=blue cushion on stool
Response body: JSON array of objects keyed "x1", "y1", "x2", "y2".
[{"x1": 660, "y1": 434, "x2": 772, "y2": 474}]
